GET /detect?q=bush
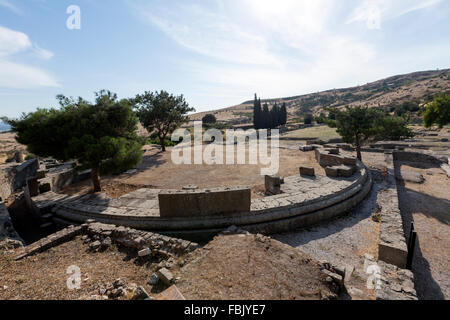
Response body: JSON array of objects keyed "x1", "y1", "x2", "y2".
[
  {"x1": 202, "y1": 114, "x2": 217, "y2": 124},
  {"x1": 304, "y1": 113, "x2": 313, "y2": 125}
]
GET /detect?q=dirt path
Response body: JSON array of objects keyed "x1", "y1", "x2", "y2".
[{"x1": 396, "y1": 161, "x2": 450, "y2": 300}]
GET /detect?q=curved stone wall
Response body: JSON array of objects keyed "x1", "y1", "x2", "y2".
[{"x1": 49, "y1": 160, "x2": 372, "y2": 240}]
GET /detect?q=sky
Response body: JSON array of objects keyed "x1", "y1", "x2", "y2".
[{"x1": 0, "y1": 0, "x2": 449, "y2": 118}]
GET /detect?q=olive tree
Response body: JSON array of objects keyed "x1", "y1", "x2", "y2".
[
  {"x1": 3, "y1": 90, "x2": 143, "y2": 192},
  {"x1": 133, "y1": 91, "x2": 195, "y2": 151}
]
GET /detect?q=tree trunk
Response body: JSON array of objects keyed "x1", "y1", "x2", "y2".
[
  {"x1": 91, "y1": 167, "x2": 101, "y2": 192},
  {"x1": 355, "y1": 135, "x2": 362, "y2": 161},
  {"x1": 160, "y1": 136, "x2": 166, "y2": 152}
]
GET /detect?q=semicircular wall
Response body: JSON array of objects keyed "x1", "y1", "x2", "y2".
[{"x1": 50, "y1": 160, "x2": 372, "y2": 240}]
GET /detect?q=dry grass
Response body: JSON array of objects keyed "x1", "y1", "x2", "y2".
[{"x1": 0, "y1": 237, "x2": 153, "y2": 300}]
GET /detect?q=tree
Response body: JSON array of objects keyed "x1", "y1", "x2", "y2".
[
  {"x1": 202, "y1": 114, "x2": 217, "y2": 124},
  {"x1": 134, "y1": 90, "x2": 195, "y2": 152},
  {"x1": 326, "y1": 106, "x2": 413, "y2": 161},
  {"x1": 304, "y1": 113, "x2": 313, "y2": 125},
  {"x1": 262, "y1": 103, "x2": 270, "y2": 129},
  {"x1": 326, "y1": 106, "x2": 378, "y2": 161},
  {"x1": 280, "y1": 103, "x2": 287, "y2": 126},
  {"x1": 270, "y1": 103, "x2": 280, "y2": 128},
  {"x1": 3, "y1": 90, "x2": 143, "y2": 192},
  {"x1": 253, "y1": 94, "x2": 262, "y2": 129},
  {"x1": 423, "y1": 94, "x2": 450, "y2": 128}
]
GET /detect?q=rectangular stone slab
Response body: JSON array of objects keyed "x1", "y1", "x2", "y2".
[{"x1": 158, "y1": 186, "x2": 251, "y2": 218}]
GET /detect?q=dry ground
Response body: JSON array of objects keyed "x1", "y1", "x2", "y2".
[
  {"x1": 281, "y1": 126, "x2": 341, "y2": 141},
  {"x1": 0, "y1": 233, "x2": 340, "y2": 300},
  {"x1": 175, "y1": 234, "x2": 336, "y2": 300},
  {"x1": 396, "y1": 162, "x2": 450, "y2": 300},
  {"x1": 61, "y1": 145, "x2": 325, "y2": 199},
  {"x1": 0, "y1": 237, "x2": 153, "y2": 300},
  {"x1": 0, "y1": 132, "x2": 27, "y2": 164}
]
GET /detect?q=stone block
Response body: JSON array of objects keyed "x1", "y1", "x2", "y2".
[
  {"x1": 157, "y1": 268, "x2": 174, "y2": 286},
  {"x1": 299, "y1": 166, "x2": 315, "y2": 176},
  {"x1": 324, "y1": 148, "x2": 340, "y2": 155},
  {"x1": 265, "y1": 175, "x2": 281, "y2": 195},
  {"x1": 318, "y1": 152, "x2": 345, "y2": 167},
  {"x1": 158, "y1": 186, "x2": 251, "y2": 218},
  {"x1": 138, "y1": 247, "x2": 151, "y2": 257},
  {"x1": 337, "y1": 165, "x2": 355, "y2": 178},
  {"x1": 325, "y1": 166, "x2": 339, "y2": 178},
  {"x1": 343, "y1": 157, "x2": 357, "y2": 166},
  {"x1": 182, "y1": 185, "x2": 198, "y2": 191},
  {"x1": 155, "y1": 285, "x2": 185, "y2": 300},
  {"x1": 299, "y1": 145, "x2": 314, "y2": 152},
  {"x1": 27, "y1": 177, "x2": 39, "y2": 197},
  {"x1": 39, "y1": 182, "x2": 52, "y2": 194},
  {"x1": 36, "y1": 170, "x2": 46, "y2": 179}
]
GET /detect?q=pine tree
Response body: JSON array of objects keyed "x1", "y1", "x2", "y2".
[
  {"x1": 280, "y1": 103, "x2": 287, "y2": 125},
  {"x1": 262, "y1": 103, "x2": 270, "y2": 129},
  {"x1": 253, "y1": 94, "x2": 262, "y2": 129},
  {"x1": 271, "y1": 103, "x2": 280, "y2": 128}
]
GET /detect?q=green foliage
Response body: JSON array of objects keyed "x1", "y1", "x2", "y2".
[
  {"x1": 391, "y1": 101, "x2": 420, "y2": 117},
  {"x1": 423, "y1": 94, "x2": 450, "y2": 128},
  {"x1": 253, "y1": 95, "x2": 287, "y2": 130},
  {"x1": 326, "y1": 106, "x2": 413, "y2": 161},
  {"x1": 133, "y1": 90, "x2": 195, "y2": 151},
  {"x1": 280, "y1": 103, "x2": 287, "y2": 126},
  {"x1": 3, "y1": 90, "x2": 143, "y2": 191},
  {"x1": 372, "y1": 116, "x2": 414, "y2": 141},
  {"x1": 202, "y1": 114, "x2": 217, "y2": 124},
  {"x1": 304, "y1": 113, "x2": 313, "y2": 125}
]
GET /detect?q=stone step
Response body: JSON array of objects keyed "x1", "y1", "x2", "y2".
[{"x1": 39, "y1": 222, "x2": 54, "y2": 229}]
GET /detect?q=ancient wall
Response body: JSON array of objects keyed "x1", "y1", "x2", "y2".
[{"x1": 158, "y1": 187, "x2": 251, "y2": 218}]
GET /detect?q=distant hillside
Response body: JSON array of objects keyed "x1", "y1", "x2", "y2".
[{"x1": 190, "y1": 69, "x2": 450, "y2": 124}]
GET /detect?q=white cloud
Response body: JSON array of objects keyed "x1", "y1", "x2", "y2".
[
  {"x1": 130, "y1": 0, "x2": 447, "y2": 112},
  {"x1": 0, "y1": 26, "x2": 31, "y2": 57},
  {"x1": 0, "y1": 60, "x2": 59, "y2": 89},
  {"x1": 139, "y1": 2, "x2": 278, "y2": 66},
  {"x1": 347, "y1": 0, "x2": 444, "y2": 30},
  {"x1": 0, "y1": 0, "x2": 22, "y2": 15},
  {"x1": 0, "y1": 25, "x2": 59, "y2": 88}
]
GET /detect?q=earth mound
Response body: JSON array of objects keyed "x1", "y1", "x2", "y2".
[{"x1": 176, "y1": 233, "x2": 337, "y2": 300}]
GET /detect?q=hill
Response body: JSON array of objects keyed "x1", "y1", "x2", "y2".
[{"x1": 190, "y1": 69, "x2": 450, "y2": 124}]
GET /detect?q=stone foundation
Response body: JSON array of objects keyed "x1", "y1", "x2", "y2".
[
  {"x1": 158, "y1": 186, "x2": 251, "y2": 218},
  {"x1": 378, "y1": 153, "x2": 408, "y2": 269}
]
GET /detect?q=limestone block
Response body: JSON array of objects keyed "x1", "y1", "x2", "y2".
[
  {"x1": 299, "y1": 145, "x2": 314, "y2": 152},
  {"x1": 157, "y1": 268, "x2": 174, "y2": 286},
  {"x1": 265, "y1": 175, "x2": 281, "y2": 195},
  {"x1": 325, "y1": 166, "x2": 339, "y2": 178},
  {"x1": 299, "y1": 167, "x2": 315, "y2": 176},
  {"x1": 158, "y1": 186, "x2": 251, "y2": 218}
]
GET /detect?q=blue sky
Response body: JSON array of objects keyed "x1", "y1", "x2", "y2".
[{"x1": 0, "y1": 0, "x2": 449, "y2": 118}]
